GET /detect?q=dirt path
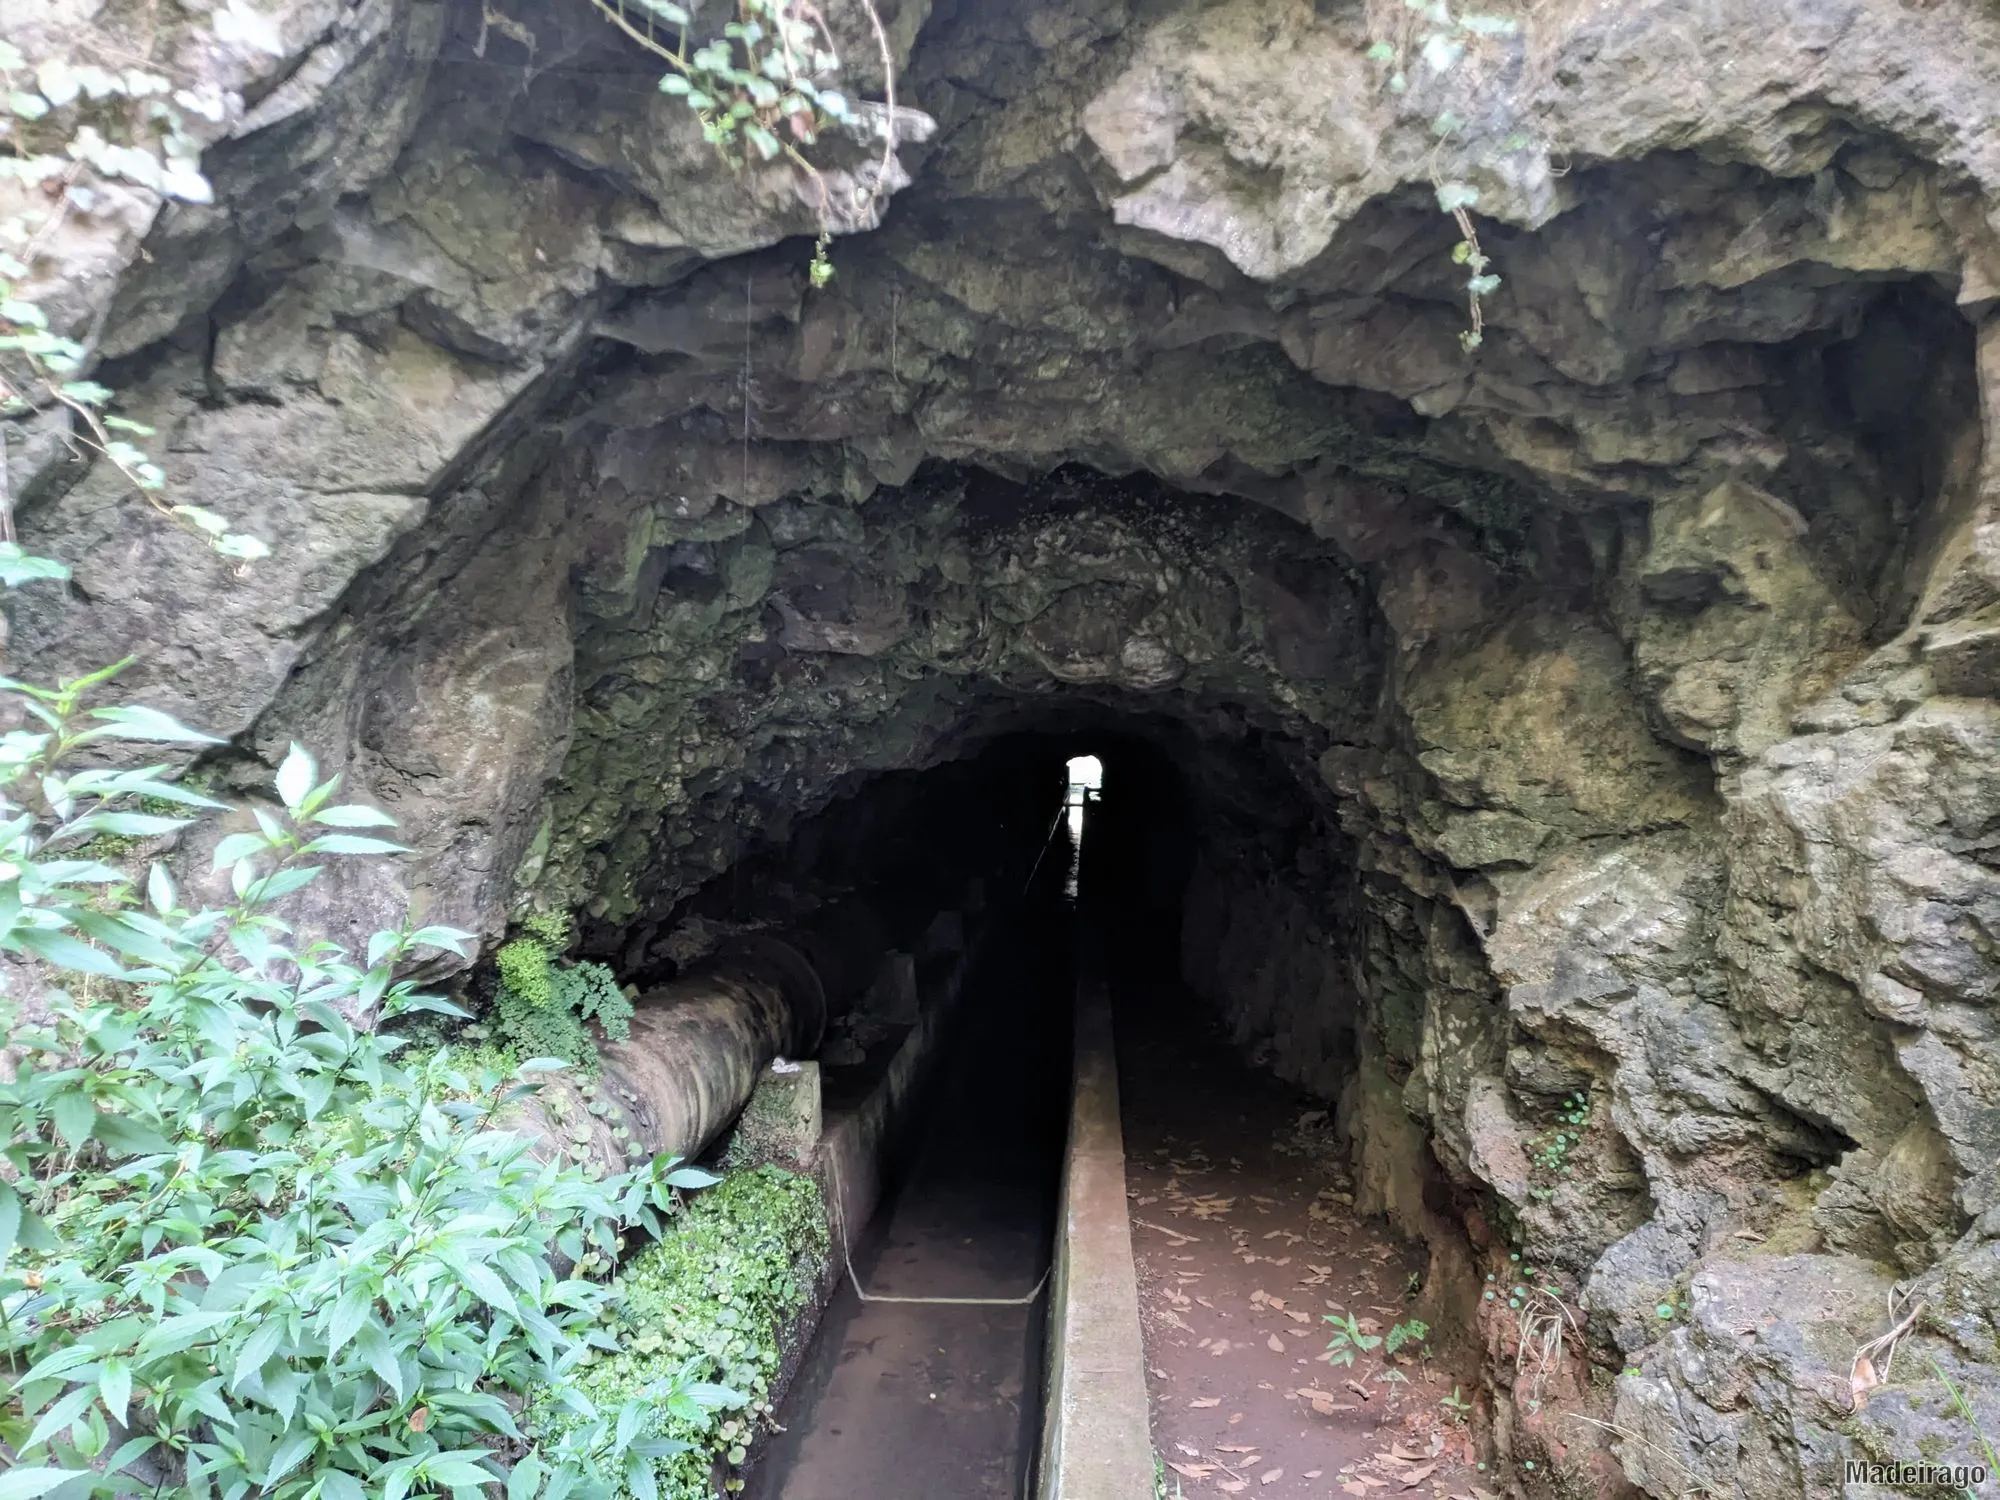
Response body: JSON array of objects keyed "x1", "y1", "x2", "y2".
[{"x1": 1116, "y1": 999, "x2": 1491, "y2": 1500}]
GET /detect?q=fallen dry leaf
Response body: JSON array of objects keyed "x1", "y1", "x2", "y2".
[
  {"x1": 1217, "y1": 1484, "x2": 1248, "y2": 1496},
  {"x1": 1167, "y1": 1462, "x2": 1215, "y2": 1480},
  {"x1": 1266, "y1": 1335, "x2": 1286, "y2": 1352},
  {"x1": 1342, "y1": 1485, "x2": 1369, "y2": 1497},
  {"x1": 1259, "y1": 1469, "x2": 1283, "y2": 1484},
  {"x1": 1398, "y1": 1463, "x2": 1438, "y2": 1487},
  {"x1": 1388, "y1": 1444, "x2": 1424, "y2": 1462},
  {"x1": 1851, "y1": 1354, "x2": 1881, "y2": 1410},
  {"x1": 1189, "y1": 1397, "x2": 1221, "y2": 1409},
  {"x1": 1216, "y1": 1445, "x2": 1258, "y2": 1454}
]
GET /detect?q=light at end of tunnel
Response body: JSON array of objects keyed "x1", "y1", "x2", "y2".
[{"x1": 1066, "y1": 754, "x2": 1103, "y2": 792}]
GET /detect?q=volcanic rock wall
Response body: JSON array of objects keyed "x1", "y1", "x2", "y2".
[{"x1": 11, "y1": 0, "x2": 2000, "y2": 1491}]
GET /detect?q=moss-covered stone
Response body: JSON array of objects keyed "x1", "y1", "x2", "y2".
[{"x1": 537, "y1": 1166, "x2": 829, "y2": 1498}]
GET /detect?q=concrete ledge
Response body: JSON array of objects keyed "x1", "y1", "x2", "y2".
[{"x1": 1038, "y1": 980, "x2": 1154, "y2": 1500}]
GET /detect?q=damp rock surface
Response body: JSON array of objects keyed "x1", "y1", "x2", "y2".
[{"x1": 11, "y1": 0, "x2": 2000, "y2": 1493}]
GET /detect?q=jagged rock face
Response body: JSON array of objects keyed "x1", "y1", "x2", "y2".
[{"x1": 12, "y1": 0, "x2": 2000, "y2": 1492}]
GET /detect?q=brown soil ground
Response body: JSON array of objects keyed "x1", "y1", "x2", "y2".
[{"x1": 1117, "y1": 998, "x2": 1495, "y2": 1500}]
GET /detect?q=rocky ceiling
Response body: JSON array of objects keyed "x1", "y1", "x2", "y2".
[{"x1": 11, "y1": 0, "x2": 2000, "y2": 1492}]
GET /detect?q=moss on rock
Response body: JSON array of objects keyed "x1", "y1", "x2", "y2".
[{"x1": 543, "y1": 1165, "x2": 830, "y2": 1498}]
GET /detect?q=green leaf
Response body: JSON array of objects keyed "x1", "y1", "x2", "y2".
[
  {"x1": 63, "y1": 810, "x2": 190, "y2": 838},
  {"x1": 214, "y1": 532, "x2": 272, "y2": 563},
  {"x1": 24, "y1": 1384, "x2": 95, "y2": 1452},
  {"x1": 325, "y1": 1285, "x2": 371, "y2": 1358},
  {"x1": 1365, "y1": 40, "x2": 1395, "y2": 61},
  {"x1": 170, "y1": 504, "x2": 230, "y2": 537},
  {"x1": 0, "y1": 1181, "x2": 19, "y2": 1263},
  {"x1": 15, "y1": 927, "x2": 127, "y2": 978},
  {"x1": 98, "y1": 1359, "x2": 132, "y2": 1427},
  {"x1": 0, "y1": 545, "x2": 70, "y2": 588},
  {"x1": 231, "y1": 1318, "x2": 286, "y2": 1391},
  {"x1": 1420, "y1": 32, "x2": 1465, "y2": 70},
  {"x1": 50, "y1": 1092, "x2": 95, "y2": 1148},
  {"x1": 311, "y1": 804, "x2": 399, "y2": 828},
  {"x1": 303, "y1": 834, "x2": 412, "y2": 856},
  {"x1": 507, "y1": 1455, "x2": 547, "y2": 1500},
  {"x1": 91, "y1": 1112, "x2": 172, "y2": 1156},
  {"x1": 410, "y1": 924, "x2": 475, "y2": 955},
  {"x1": 354, "y1": 1321, "x2": 404, "y2": 1399},
  {"x1": 0, "y1": 1469, "x2": 88, "y2": 1500},
  {"x1": 1434, "y1": 180, "x2": 1480, "y2": 212},
  {"x1": 424, "y1": 1456, "x2": 502, "y2": 1487},
  {"x1": 275, "y1": 742, "x2": 315, "y2": 810},
  {"x1": 262, "y1": 1431, "x2": 317, "y2": 1488},
  {"x1": 84, "y1": 704, "x2": 224, "y2": 745},
  {"x1": 1467, "y1": 272, "x2": 1502, "y2": 296},
  {"x1": 212, "y1": 831, "x2": 270, "y2": 869},
  {"x1": 147, "y1": 861, "x2": 178, "y2": 914}
]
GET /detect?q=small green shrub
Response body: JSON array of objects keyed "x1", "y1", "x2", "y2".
[
  {"x1": 494, "y1": 920, "x2": 636, "y2": 1072},
  {"x1": 1323, "y1": 1311, "x2": 1382, "y2": 1367},
  {"x1": 585, "y1": 0, "x2": 895, "y2": 287},
  {"x1": 1527, "y1": 1091, "x2": 1590, "y2": 1199},
  {"x1": 539, "y1": 1166, "x2": 830, "y2": 1497},
  {"x1": 1387, "y1": 1318, "x2": 1430, "y2": 1356},
  {"x1": 0, "y1": 633, "x2": 725, "y2": 1497}
]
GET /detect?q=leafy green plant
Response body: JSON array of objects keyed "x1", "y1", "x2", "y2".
[
  {"x1": 1322, "y1": 1311, "x2": 1383, "y2": 1367},
  {"x1": 0, "y1": 618, "x2": 736, "y2": 1498},
  {"x1": 1527, "y1": 1090, "x2": 1591, "y2": 1199},
  {"x1": 585, "y1": 0, "x2": 896, "y2": 287},
  {"x1": 493, "y1": 917, "x2": 635, "y2": 1073},
  {"x1": 1360, "y1": 0, "x2": 1523, "y2": 352},
  {"x1": 541, "y1": 1166, "x2": 829, "y2": 1497},
  {"x1": 1440, "y1": 1385, "x2": 1471, "y2": 1423},
  {"x1": 1386, "y1": 1318, "x2": 1430, "y2": 1356},
  {"x1": 1481, "y1": 1253, "x2": 1580, "y2": 1395}
]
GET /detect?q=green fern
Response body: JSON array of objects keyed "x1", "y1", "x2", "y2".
[{"x1": 493, "y1": 918, "x2": 631, "y2": 1069}]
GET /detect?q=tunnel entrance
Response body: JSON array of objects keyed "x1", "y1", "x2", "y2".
[{"x1": 625, "y1": 710, "x2": 1481, "y2": 1498}]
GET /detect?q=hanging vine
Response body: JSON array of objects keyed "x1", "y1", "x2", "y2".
[
  {"x1": 585, "y1": 0, "x2": 897, "y2": 287},
  {"x1": 1363, "y1": 0, "x2": 1521, "y2": 353}
]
